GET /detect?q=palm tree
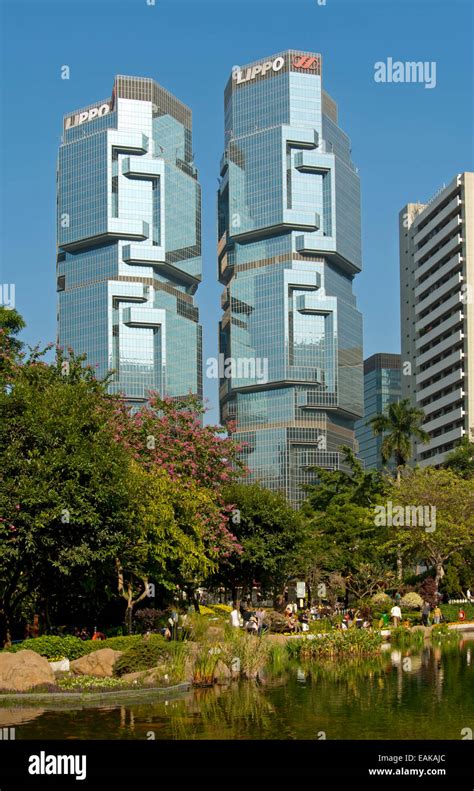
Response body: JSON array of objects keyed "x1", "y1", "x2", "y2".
[
  {"x1": 368, "y1": 399, "x2": 429, "y2": 483},
  {"x1": 369, "y1": 399, "x2": 429, "y2": 582}
]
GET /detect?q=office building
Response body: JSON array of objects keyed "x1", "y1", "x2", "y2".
[
  {"x1": 57, "y1": 75, "x2": 202, "y2": 408},
  {"x1": 218, "y1": 51, "x2": 363, "y2": 505},
  {"x1": 355, "y1": 353, "x2": 401, "y2": 470},
  {"x1": 399, "y1": 172, "x2": 474, "y2": 465}
]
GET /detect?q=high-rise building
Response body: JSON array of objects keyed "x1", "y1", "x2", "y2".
[
  {"x1": 399, "y1": 173, "x2": 474, "y2": 466},
  {"x1": 218, "y1": 51, "x2": 363, "y2": 505},
  {"x1": 57, "y1": 76, "x2": 202, "y2": 408},
  {"x1": 355, "y1": 353, "x2": 401, "y2": 470}
]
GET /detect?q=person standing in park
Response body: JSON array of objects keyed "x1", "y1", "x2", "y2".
[
  {"x1": 421, "y1": 601, "x2": 431, "y2": 627},
  {"x1": 255, "y1": 607, "x2": 265, "y2": 636},
  {"x1": 230, "y1": 603, "x2": 241, "y2": 628},
  {"x1": 433, "y1": 605, "x2": 442, "y2": 624},
  {"x1": 390, "y1": 603, "x2": 402, "y2": 627}
]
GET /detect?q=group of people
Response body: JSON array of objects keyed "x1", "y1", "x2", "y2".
[
  {"x1": 71, "y1": 626, "x2": 105, "y2": 641},
  {"x1": 229, "y1": 603, "x2": 266, "y2": 635}
]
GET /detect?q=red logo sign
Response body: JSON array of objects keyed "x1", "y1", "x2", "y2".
[{"x1": 293, "y1": 55, "x2": 320, "y2": 71}]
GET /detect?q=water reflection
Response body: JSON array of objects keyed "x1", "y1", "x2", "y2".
[{"x1": 3, "y1": 641, "x2": 473, "y2": 741}]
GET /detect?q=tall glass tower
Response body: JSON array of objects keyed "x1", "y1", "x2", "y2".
[
  {"x1": 355, "y1": 353, "x2": 401, "y2": 471},
  {"x1": 218, "y1": 51, "x2": 363, "y2": 505},
  {"x1": 57, "y1": 76, "x2": 202, "y2": 408}
]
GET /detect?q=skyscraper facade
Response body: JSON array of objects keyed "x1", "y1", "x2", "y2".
[
  {"x1": 399, "y1": 173, "x2": 474, "y2": 466},
  {"x1": 355, "y1": 353, "x2": 401, "y2": 470},
  {"x1": 57, "y1": 76, "x2": 202, "y2": 408},
  {"x1": 218, "y1": 51, "x2": 363, "y2": 505}
]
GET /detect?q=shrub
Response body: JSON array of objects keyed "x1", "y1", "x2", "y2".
[
  {"x1": 262, "y1": 610, "x2": 288, "y2": 634},
  {"x1": 419, "y1": 577, "x2": 438, "y2": 607},
  {"x1": 209, "y1": 604, "x2": 232, "y2": 615},
  {"x1": 440, "y1": 603, "x2": 474, "y2": 623},
  {"x1": 308, "y1": 617, "x2": 334, "y2": 634},
  {"x1": 371, "y1": 593, "x2": 392, "y2": 609},
  {"x1": 400, "y1": 592, "x2": 424, "y2": 611},
  {"x1": 198, "y1": 605, "x2": 216, "y2": 616},
  {"x1": 5, "y1": 635, "x2": 86, "y2": 660},
  {"x1": 113, "y1": 637, "x2": 172, "y2": 677},
  {"x1": 133, "y1": 608, "x2": 168, "y2": 633}
]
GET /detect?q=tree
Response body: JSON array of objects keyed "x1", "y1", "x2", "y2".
[
  {"x1": 216, "y1": 482, "x2": 307, "y2": 602},
  {"x1": 368, "y1": 399, "x2": 429, "y2": 481},
  {"x1": 112, "y1": 394, "x2": 245, "y2": 565},
  {"x1": 345, "y1": 562, "x2": 395, "y2": 601},
  {"x1": 114, "y1": 464, "x2": 218, "y2": 633},
  {"x1": 0, "y1": 307, "x2": 25, "y2": 378},
  {"x1": 0, "y1": 347, "x2": 137, "y2": 645},
  {"x1": 302, "y1": 446, "x2": 387, "y2": 512},
  {"x1": 301, "y1": 448, "x2": 391, "y2": 593},
  {"x1": 0, "y1": 313, "x2": 248, "y2": 643},
  {"x1": 443, "y1": 435, "x2": 474, "y2": 479},
  {"x1": 385, "y1": 468, "x2": 474, "y2": 593}
]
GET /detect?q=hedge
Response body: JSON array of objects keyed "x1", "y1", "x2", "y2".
[
  {"x1": 2, "y1": 634, "x2": 167, "y2": 660},
  {"x1": 439, "y1": 603, "x2": 474, "y2": 623}
]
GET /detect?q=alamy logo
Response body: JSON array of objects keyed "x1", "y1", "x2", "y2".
[
  {"x1": 374, "y1": 501, "x2": 436, "y2": 533},
  {"x1": 28, "y1": 752, "x2": 87, "y2": 781},
  {"x1": 206, "y1": 354, "x2": 268, "y2": 384},
  {"x1": 374, "y1": 58, "x2": 437, "y2": 89},
  {"x1": 0, "y1": 284, "x2": 15, "y2": 310}
]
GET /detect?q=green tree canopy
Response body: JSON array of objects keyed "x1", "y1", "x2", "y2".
[
  {"x1": 443, "y1": 435, "x2": 474, "y2": 479},
  {"x1": 384, "y1": 467, "x2": 474, "y2": 592},
  {"x1": 216, "y1": 482, "x2": 307, "y2": 601}
]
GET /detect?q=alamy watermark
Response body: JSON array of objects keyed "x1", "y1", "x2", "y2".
[
  {"x1": 374, "y1": 500, "x2": 436, "y2": 533},
  {"x1": 374, "y1": 58, "x2": 437, "y2": 89},
  {"x1": 0, "y1": 284, "x2": 15, "y2": 310},
  {"x1": 206, "y1": 354, "x2": 268, "y2": 385}
]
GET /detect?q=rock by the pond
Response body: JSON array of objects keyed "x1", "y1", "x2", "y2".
[
  {"x1": 0, "y1": 650, "x2": 55, "y2": 692},
  {"x1": 214, "y1": 659, "x2": 232, "y2": 684},
  {"x1": 70, "y1": 648, "x2": 123, "y2": 678}
]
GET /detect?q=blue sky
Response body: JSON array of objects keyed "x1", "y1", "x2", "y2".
[{"x1": 1, "y1": 0, "x2": 473, "y2": 423}]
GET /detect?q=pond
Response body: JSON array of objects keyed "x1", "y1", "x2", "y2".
[{"x1": 2, "y1": 639, "x2": 473, "y2": 740}]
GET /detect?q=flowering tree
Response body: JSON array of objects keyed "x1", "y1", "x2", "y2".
[
  {"x1": 0, "y1": 311, "x2": 246, "y2": 642},
  {"x1": 112, "y1": 394, "x2": 246, "y2": 566}
]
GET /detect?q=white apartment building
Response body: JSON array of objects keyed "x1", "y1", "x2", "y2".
[{"x1": 399, "y1": 172, "x2": 474, "y2": 466}]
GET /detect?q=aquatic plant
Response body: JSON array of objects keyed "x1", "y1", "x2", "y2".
[{"x1": 390, "y1": 627, "x2": 424, "y2": 648}]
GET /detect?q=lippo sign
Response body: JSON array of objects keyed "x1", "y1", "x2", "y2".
[
  {"x1": 64, "y1": 102, "x2": 111, "y2": 131},
  {"x1": 232, "y1": 56, "x2": 285, "y2": 85}
]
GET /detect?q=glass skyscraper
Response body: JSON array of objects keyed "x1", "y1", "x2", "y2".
[
  {"x1": 355, "y1": 353, "x2": 402, "y2": 471},
  {"x1": 218, "y1": 51, "x2": 363, "y2": 505},
  {"x1": 57, "y1": 76, "x2": 202, "y2": 408}
]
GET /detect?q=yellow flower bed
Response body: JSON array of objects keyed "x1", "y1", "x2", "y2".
[{"x1": 198, "y1": 605, "x2": 216, "y2": 616}]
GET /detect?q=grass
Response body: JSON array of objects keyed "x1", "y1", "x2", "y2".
[
  {"x1": 286, "y1": 629, "x2": 383, "y2": 661},
  {"x1": 431, "y1": 624, "x2": 462, "y2": 645},
  {"x1": 390, "y1": 627, "x2": 425, "y2": 648}
]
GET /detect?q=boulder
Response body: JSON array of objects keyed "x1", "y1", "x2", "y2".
[
  {"x1": 0, "y1": 650, "x2": 55, "y2": 692},
  {"x1": 214, "y1": 659, "x2": 231, "y2": 684},
  {"x1": 70, "y1": 648, "x2": 122, "y2": 678}
]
